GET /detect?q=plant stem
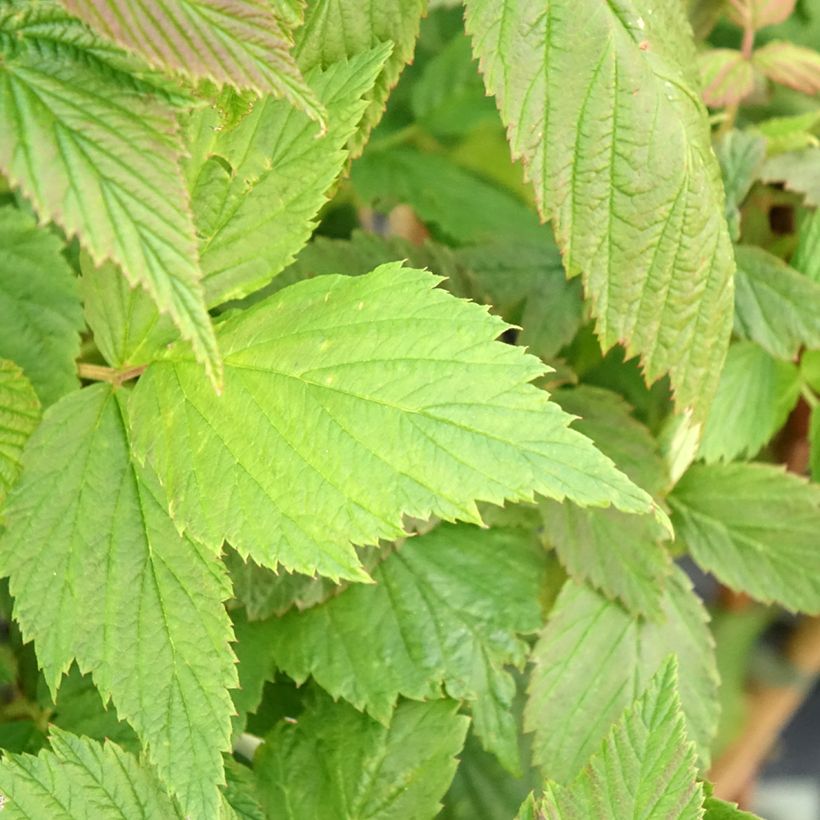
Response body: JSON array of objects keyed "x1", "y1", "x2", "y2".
[
  {"x1": 77, "y1": 362, "x2": 146, "y2": 385},
  {"x1": 801, "y1": 383, "x2": 818, "y2": 409}
]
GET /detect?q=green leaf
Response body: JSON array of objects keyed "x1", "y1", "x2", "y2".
[
  {"x1": 0, "y1": 728, "x2": 183, "y2": 818},
  {"x1": 533, "y1": 658, "x2": 702, "y2": 820},
  {"x1": 525, "y1": 567, "x2": 719, "y2": 782},
  {"x1": 793, "y1": 207, "x2": 820, "y2": 282},
  {"x1": 230, "y1": 609, "x2": 276, "y2": 738},
  {"x1": 698, "y1": 341, "x2": 800, "y2": 463},
  {"x1": 0, "y1": 360, "x2": 39, "y2": 510},
  {"x1": 267, "y1": 523, "x2": 546, "y2": 774},
  {"x1": 670, "y1": 462, "x2": 820, "y2": 614},
  {"x1": 351, "y1": 147, "x2": 548, "y2": 245},
  {"x1": 0, "y1": 1, "x2": 221, "y2": 385},
  {"x1": 698, "y1": 49, "x2": 756, "y2": 107},
  {"x1": 130, "y1": 264, "x2": 658, "y2": 582},
  {"x1": 703, "y1": 789, "x2": 762, "y2": 819},
  {"x1": 223, "y1": 758, "x2": 265, "y2": 820},
  {"x1": 296, "y1": 0, "x2": 428, "y2": 157},
  {"x1": 810, "y1": 406, "x2": 820, "y2": 481},
  {"x1": 755, "y1": 110, "x2": 820, "y2": 154},
  {"x1": 761, "y1": 147, "x2": 820, "y2": 206},
  {"x1": 715, "y1": 131, "x2": 766, "y2": 242},
  {"x1": 80, "y1": 255, "x2": 176, "y2": 368},
  {"x1": 733, "y1": 244, "x2": 820, "y2": 358},
  {"x1": 754, "y1": 41, "x2": 820, "y2": 96},
  {"x1": 61, "y1": 0, "x2": 324, "y2": 120},
  {"x1": 541, "y1": 387, "x2": 671, "y2": 618},
  {"x1": 0, "y1": 206, "x2": 83, "y2": 406},
  {"x1": 465, "y1": 0, "x2": 735, "y2": 419},
  {"x1": 727, "y1": 0, "x2": 796, "y2": 31},
  {"x1": 192, "y1": 45, "x2": 390, "y2": 306},
  {"x1": 254, "y1": 692, "x2": 469, "y2": 820},
  {"x1": 0, "y1": 385, "x2": 237, "y2": 817}
]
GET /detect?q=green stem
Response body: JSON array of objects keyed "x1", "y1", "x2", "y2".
[
  {"x1": 801, "y1": 383, "x2": 819, "y2": 409},
  {"x1": 77, "y1": 362, "x2": 146, "y2": 385}
]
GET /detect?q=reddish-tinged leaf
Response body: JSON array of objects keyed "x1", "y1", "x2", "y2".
[
  {"x1": 699, "y1": 49, "x2": 757, "y2": 107},
  {"x1": 754, "y1": 41, "x2": 820, "y2": 95}
]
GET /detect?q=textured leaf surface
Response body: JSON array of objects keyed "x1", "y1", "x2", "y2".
[
  {"x1": 733, "y1": 244, "x2": 820, "y2": 358},
  {"x1": 0, "y1": 2, "x2": 220, "y2": 384},
  {"x1": 131, "y1": 264, "x2": 656, "y2": 582},
  {"x1": 268, "y1": 524, "x2": 545, "y2": 774},
  {"x1": 62, "y1": 0, "x2": 323, "y2": 118},
  {"x1": 0, "y1": 728, "x2": 183, "y2": 819},
  {"x1": 535, "y1": 659, "x2": 702, "y2": 820},
  {"x1": 541, "y1": 387, "x2": 671, "y2": 618},
  {"x1": 0, "y1": 206, "x2": 83, "y2": 405},
  {"x1": 525, "y1": 567, "x2": 719, "y2": 782},
  {"x1": 255, "y1": 692, "x2": 468, "y2": 820},
  {"x1": 465, "y1": 0, "x2": 735, "y2": 418},
  {"x1": 192, "y1": 46, "x2": 389, "y2": 306},
  {"x1": 296, "y1": 0, "x2": 427, "y2": 156},
  {"x1": 699, "y1": 49, "x2": 756, "y2": 107},
  {"x1": 0, "y1": 385, "x2": 237, "y2": 816},
  {"x1": 0, "y1": 360, "x2": 39, "y2": 510},
  {"x1": 754, "y1": 41, "x2": 820, "y2": 95},
  {"x1": 699, "y1": 341, "x2": 800, "y2": 463},
  {"x1": 794, "y1": 207, "x2": 820, "y2": 282},
  {"x1": 715, "y1": 131, "x2": 766, "y2": 242},
  {"x1": 761, "y1": 147, "x2": 820, "y2": 207},
  {"x1": 670, "y1": 462, "x2": 820, "y2": 614}
]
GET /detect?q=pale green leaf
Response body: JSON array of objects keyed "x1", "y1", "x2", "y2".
[
  {"x1": 703, "y1": 789, "x2": 762, "y2": 819},
  {"x1": 296, "y1": 0, "x2": 427, "y2": 156},
  {"x1": 0, "y1": 2, "x2": 221, "y2": 385},
  {"x1": 525, "y1": 567, "x2": 719, "y2": 782},
  {"x1": 130, "y1": 264, "x2": 657, "y2": 582},
  {"x1": 793, "y1": 207, "x2": 820, "y2": 282},
  {"x1": 267, "y1": 523, "x2": 546, "y2": 774},
  {"x1": 699, "y1": 341, "x2": 800, "y2": 463},
  {"x1": 727, "y1": 0, "x2": 796, "y2": 31},
  {"x1": 761, "y1": 147, "x2": 820, "y2": 206},
  {"x1": 755, "y1": 110, "x2": 820, "y2": 154},
  {"x1": 699, "y1": 49, "x2": 756, "y2": 107},
  {"x1": 0, "y1": 728, "x2": 183, "y2": 818},
  {"x1": 733, "y1": 244, "x2": 820, "y2": 358},
  {"x1": 465, "y1": 0, "x2": 735, "y2": 418},
  {"x1": 715, "y1": 130, "x2": 766, "y2": 242},
  {"x1": 0, "y1": 385, "x2": 237, "y2": 817},
  {"x1": 670, "y1": 462, "x2": 820, "y2": 613},
  {"x1": 0, "y1": 360, "x2": 39, "y2": 510},
  {"x1": 0, "y1": 206, "x2": 83, "y2": 406},
  {"x1": 541, "y1": 387, "x2": 671, "y2": 618},
  {"x1": 534, "y1": 658, "x2": 702, "y2": 820},
  {"x1": 61, "y1": 0, "x2": 324, "y2": 119},
  {"x1": 754, "y1": 40, "x2": 820, "y2": 95},
  {"x1": 192, "y1": 45, "x2": 390, "y2": 306},
  {"x1": 255, "y1": 692, "x2": 469, "y2": 820}
]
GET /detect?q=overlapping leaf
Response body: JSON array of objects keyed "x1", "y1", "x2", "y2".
[
  {"x1": 61, "y1": 0, "x2": 324, "y2": 119},
  {"x1": 130, "y1": 264, "x2": 657, "y2": 582},
  {"x1": 296, "y1": 0, "x2": 428, "y2": 156},
  {"x1": 761, "y1": 147, "x2": 820, "y2": 206},
  {"x1": 699, "y1": 49, "x2": 756, "y2": 107},
  {"x1": 0, "y1": 728, "x2": 183, "y2": 819},
  {"x1": 531, "y1": 659, "x2": 702, "y2": 820},
  {"x1": 191, "y1": 45, "x2": 390, "y2": 305},
  {"x1": 525, "y1": 567, "x2": 719, "y2": 782},
  {"x1": 0, "y1": 206, "x2": 83, "y2": 406},
  {"x1": 0, "y1": 385, "x2": 237, "y2": 817},
  {"x1": 794, "y1": 207, "x2": 820, "y2": 282},
  {"x1": 0, "y1": 360, "x2": 39, "y2": 509},
  {"x1": 670, "y1": 462, "x2": 820, "y2": 613},
  {"x1": 267, "y1": 524, "x2": 546, "y2": 773},
  {"x1": 255, "y1": 692, "x2": 469, "y2": 820},
  {"x1": 0, "y1": 1, "x2": 221, "y2": 384},
  {"x1": 465, "y1": 0, "x2": 735, "y2": 418},
  {"x1": 715, "y1": 131, "x2": 766, "y2": 242}
]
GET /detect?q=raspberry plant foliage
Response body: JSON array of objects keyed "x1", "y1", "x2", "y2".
[{"x1": 0, "y1": 0, "x2": 818, "y2": 817}]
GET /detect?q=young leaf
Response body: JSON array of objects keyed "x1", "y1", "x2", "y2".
[
  {"x1": 727, "y1": 0, "x2": 796, "y2": 31},
  {"x1": 733, "y1": 244, "x2": 820, "y2": 358},
  {"x1": 464, "y1": 0, "x2": 735, "y2": 419},
  {"x1": 266, "y1": 524, "x2": 546, "y2": 774},
  {"x1": 754, "y1": 40, "x2": 820, "y2": 95},
  {"x1": 0, "y1": 360, "x2": 40, "y2": 509},
  {"x1": 0, "y1": 1, "x2": 221, "y2": 385},
  {"x1": 525, "y1": 567, "x2": 719, "y2": 782},
  {"x1": 0, "y1": 728, "x2": 183, "y2": 818},
  {"x1": 296, "y1": 0, "x2": 428, "y2": 156},
  {"x1": 540, "y1": 387, "x2": 672, "y2": 618},
  {"x1": 254, "y1": 692, "x2": 469, "y2": 820},
  {"x1": 0, "y1": 385, "x2": 237, "y2": 817},
  {"x1": 130, "y1": 264, "x2": 658, "y2": 583},
  {"x1": 192, "y1": 45, "x2": 391, "y2": 306},
  {"x1": 0, "y1": 206, "x2": 83, "y2": 406},
  {"x1": 61, "y1": 0, "x2": 325, "y2": 120},
  {"x1": 698, "y1": 49, "x2": 756, "y2": 107},
  {"x1": 532, "y1": 658, "x2": 702, "y2": 820},
  {"x1": 760, "y1": 147, "x2": 820, "y2": 206},
  {"x1": 698, "y1": 341, "x2": 800, "y2": 463},
  {"x1": 755, "y1": 110, "x2": 820, "y2": 155},
  {"x1": 670, "y1": 462, "x2": 820, "y2": 614}
]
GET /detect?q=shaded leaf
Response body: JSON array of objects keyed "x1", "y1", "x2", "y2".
[
  {"x1": 0, "y1": 360, "x2": 39, "y2": 510},
  {"x1": 761, "y1": 147, "x2": 820, "y2": 206},
  {"x1": 715, "y1": 130, "x2": 766, "y2": 242}
]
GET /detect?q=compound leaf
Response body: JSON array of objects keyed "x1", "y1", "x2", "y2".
[
  {"x1": 670, "y1": 462, "x2": 820, "y2": 614},
  {"x1": 0, "y1": 385, "x2": 237, "y2": 817},
  {"x1": 465, "y1": 0, "x2": 735, "y2": 419},
  {"x1": 0, "y1": 728, "x2": 183, "y2": 819},
  {"x1": 130, "y1": 264, "x2": 657, "y2": 583},
  {"x1": 255, "y1": 692, "x2": 469, "y2": 820}
]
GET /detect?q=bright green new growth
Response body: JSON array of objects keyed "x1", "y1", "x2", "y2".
[
  {"x1": 0, "y1": 385, "x2": 237, "y2": 817},
  {"x1": 130, "y1": 263, "x2": 657, "y2": 581}
]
